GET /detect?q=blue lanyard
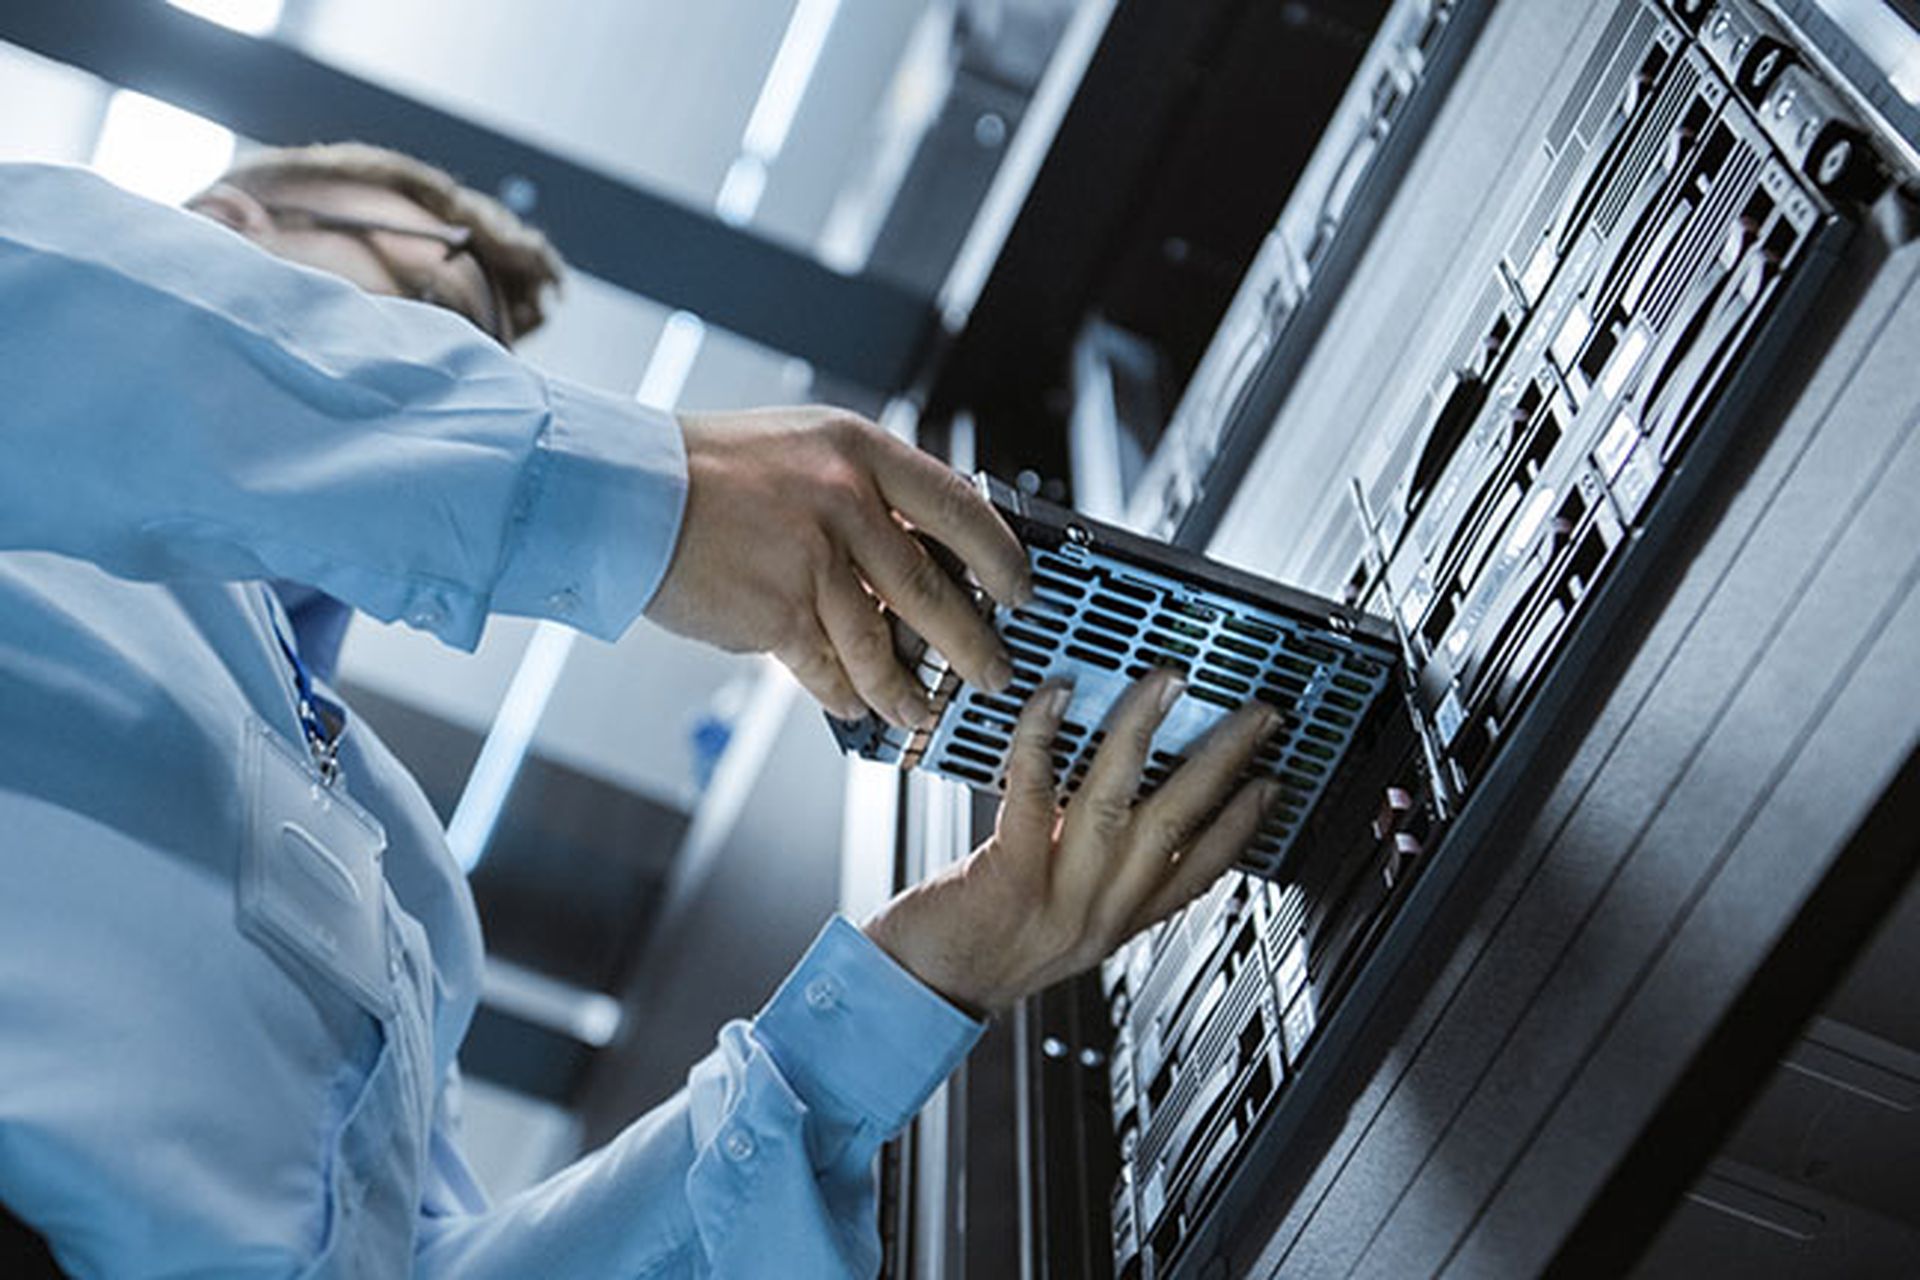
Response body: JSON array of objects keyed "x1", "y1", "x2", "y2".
[{"x1": 267, "y1": 599, "x2": 346, "y2": 787}]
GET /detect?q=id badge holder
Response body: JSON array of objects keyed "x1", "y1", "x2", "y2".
[{"x1": 240, "y1": 716, "x2": 395, "y2": 1021}]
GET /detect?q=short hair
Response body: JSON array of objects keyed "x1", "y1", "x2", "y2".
[{"x1": 218, "y1": 142, "x2": 565, "y2": 342}]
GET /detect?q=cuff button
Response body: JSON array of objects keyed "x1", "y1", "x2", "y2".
[
  {"x1": 804, "y1": 976, "x2": 842, "y2": 1012},
  {"x1": 723, "y1": 1129, "x2": 756, "y2": 1162}
]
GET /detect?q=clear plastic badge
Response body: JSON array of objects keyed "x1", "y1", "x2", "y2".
[{"x1": 239, "y1": 716, "x2": 395, "y2": 1020}]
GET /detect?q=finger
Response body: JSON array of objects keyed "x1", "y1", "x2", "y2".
[
  {"x1": 775, "y1": 625, "x2": 866, "y2": 723},
  {"x1": 816, "y1": 565, "x2": 933, "y2": 729},
  {"x1": 999, "y1": 680, "x2": 1073, "y2": 850},
  {"x1": 1125, "y1": 780, "x2": 1272, "y2": 937},
  {"x1": 856, "y1": 431, "x2": 1033, "y2": 606},
  {"x1": 1075, "y1": 670, "x2": 1185, "y2": 824},
  {"x1": 1099, "y1": 701, "x2": 1280, "y2": 927},
  {"x1": 847, "y1": 515, "x2": 1015, "y2": 693},
  {"x1": 1134, "y1": 701, "x2": 1282, "y2": 856}
]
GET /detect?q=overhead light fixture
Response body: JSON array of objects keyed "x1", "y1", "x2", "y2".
[
  {"x1": 634, "y1": 311, "x2": 708, "y2": 411},
  {"x1": 445, "y1": 621, "x2": 578, "y2": 872},
  {"x1": 714, "y1": 0, "x2": 843, "y2": 229},
  {"x1": 445, "y1": 6, "x2": 838, "y2": 874},
  {"x1": 740, "y1": 0, "x2": 843, "y2": 163},
  {"x1": 167, "y1": 0, "x2": 284, "y2": 36},
  {"x1": 447, "y1": 306, "x2": 709, "y2": 873},
  {"x1": 714, "y1": 155, "x2": 769, "y2": 227},
  {"x1": 91, "y1": 90, "x2": 236, "y2": 206}
]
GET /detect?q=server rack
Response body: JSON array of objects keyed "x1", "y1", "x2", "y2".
[{"x1": 867, "y1": 0, "x2": 1920, "y2": 1275}]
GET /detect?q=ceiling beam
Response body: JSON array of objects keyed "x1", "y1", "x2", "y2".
[{"x1": 0, "y1": 0, "x2": 937, "y2": 390}]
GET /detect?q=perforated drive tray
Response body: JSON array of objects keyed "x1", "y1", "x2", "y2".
[{"x1": 827, "y1": 476, "x2": 1402, "y2": 880}]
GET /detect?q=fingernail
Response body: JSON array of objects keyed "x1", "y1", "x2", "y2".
[
  {"x1": 1018, "y1": 575, "x2": 1038, "y2": 606},
  {"x1": 901, "y1": 692, "x2": 937, "y2": 730},
  {"x1": 1045, "y1": 683, "x2": 1074, "y2": 718},
  {"x1": 986, "y1": 655, "x2": 1016, "y2": 692},
  {"x1": 1157, "y1": 676, "x2": 1186, "y2": 714},
  {"x1": 1258, "y1": 705, "x2": 1284, "y2": 735},
  {"x1": 1261, "y1": 780, "x2": 1286, "y2": 811}
]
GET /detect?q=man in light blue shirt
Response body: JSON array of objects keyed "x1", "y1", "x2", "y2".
[{"x1": 0, "y1": 148, "x2": 1281, "y2": 1278}]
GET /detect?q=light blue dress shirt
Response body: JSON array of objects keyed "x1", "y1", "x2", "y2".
[{"x1": 0, "y1": 164, "x2": 982, "y2": 1279}]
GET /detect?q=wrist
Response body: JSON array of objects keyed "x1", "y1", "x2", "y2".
[{"x1": 863, "y1": 893, "x2": 999, "y2": 1021}]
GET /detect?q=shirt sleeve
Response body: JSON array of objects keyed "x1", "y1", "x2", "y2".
[
  {"x1": 413, "y1": 917, "x2": 984, "y2": 1279},
  {"x1": 0, "y1": 162, "x2": 686, "y2": 648}
]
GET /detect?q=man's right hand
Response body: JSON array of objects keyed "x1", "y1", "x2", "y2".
[{"x1": 646, "y1": 406, "x2": 1034, "y2": 729}]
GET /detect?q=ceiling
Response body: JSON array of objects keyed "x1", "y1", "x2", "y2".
[{"x1": 0, "y1": 0, "x2": 968, "y2": 814}]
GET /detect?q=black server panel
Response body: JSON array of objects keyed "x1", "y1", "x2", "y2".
[
  {"x1": 1075, "y1": 0, "x2": 1913, "y2": 1277},
  {"x1": 1131, "y1": 0, "x2": 1498, "y2": 548},
  {"x1": 1361, "y1": 0, "x2": 1862, "y2": 811}
]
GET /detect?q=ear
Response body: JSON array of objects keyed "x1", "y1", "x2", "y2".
[{"x1": 186, "y1": 183, "x2": 274, "y2": 239}]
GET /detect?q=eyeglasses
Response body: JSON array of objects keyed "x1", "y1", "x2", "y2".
[{"x1": 261, "y1": 202, "x2": 514, "y2": 345}]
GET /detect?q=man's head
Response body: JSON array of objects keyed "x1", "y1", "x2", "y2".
[{"x1": 188, "y1": 142, "x2": 563, "y2": 346}]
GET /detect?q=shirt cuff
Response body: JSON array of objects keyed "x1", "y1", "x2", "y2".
[
  {"x1": 753, "y1": 916, "x2": 985, "y2": 1137},
  {"x1": 490, "y1": 377, "x2": 688, "y2": 642}
]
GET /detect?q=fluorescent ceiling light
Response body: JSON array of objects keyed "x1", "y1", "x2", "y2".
[
  {"x1": 446, "y1": 307, "x2": 707, "y2": 873},
  {"x1": 91, "y1": 90, "x2": 236, "y2": 206},
  {"x1": 446, "y1": 621, "x2": 578, "y2": 872},
  {"x1": 739, "y1": 0, "x2": 842, "y2": 161},
  {"x1": 482, "y1": 958, "x2": 624, "y2": 1047},
  {"x1": 634, "y1": 311, "x2": 708, "y2": 411},
  {"x1": 713, "y1": 155, "x2": 768, "y2": 227},
  {"x1": 167, "y1": 0, "x2": 284, "y2": 36}
]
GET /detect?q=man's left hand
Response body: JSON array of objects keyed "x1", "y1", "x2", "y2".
[{"x1": 647, "y1": 406, "x2": 1034, "y2": 728}]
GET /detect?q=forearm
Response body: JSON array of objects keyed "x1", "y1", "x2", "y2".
[
  {"x1": 0, "y1": 163, "x2": 685, "y2": 648},
  {"x1": 415, "y1": 918, "x2": 982, "y2": 1279}
]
